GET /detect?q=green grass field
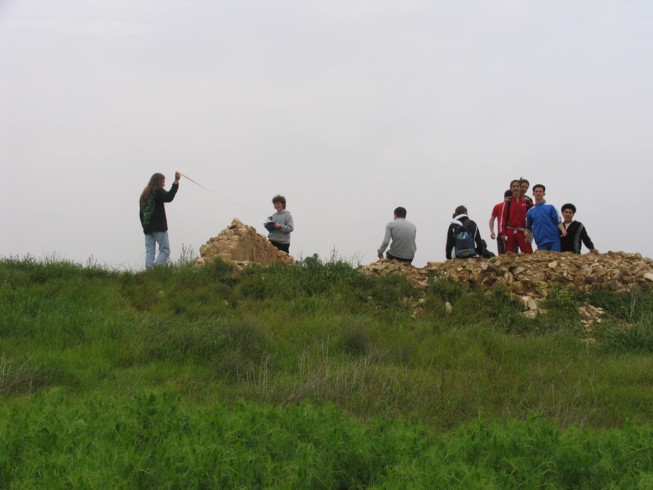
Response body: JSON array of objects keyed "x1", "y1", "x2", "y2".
[{"x1": 2, "y1": 256, "x2": 653, "y2": 488}]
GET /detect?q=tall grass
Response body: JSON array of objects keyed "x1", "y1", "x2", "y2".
[
  {"x1": 0, "y1": 256, "x2": 653, "y2": 488},
  {"x1": 1, "y1": 392, "x2": 653, "y2": 489},
  {"x1": 2, "y1": 255, "x2": 653, "y2": 428}
]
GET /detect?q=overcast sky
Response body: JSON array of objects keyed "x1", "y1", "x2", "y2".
[{"x1": 2, "y1": 0, "x2": 652, "y2": 269}]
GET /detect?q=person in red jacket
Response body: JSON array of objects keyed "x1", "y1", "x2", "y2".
[
  {"x1": 499, "y1": 179, "x2": 533, "y2": 254},
  {"x1": 489, "y1": 189, "x2": 512, "y2": 255}
]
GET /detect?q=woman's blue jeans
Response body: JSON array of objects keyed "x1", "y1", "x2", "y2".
[{"x1": 145, "y1": 231, "x2": 170, "y2": 269}]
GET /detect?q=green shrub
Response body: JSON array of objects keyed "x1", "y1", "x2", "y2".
[
  {"x1": 588, "y1": 288, "x2": 653, "y2": 327},
  {"x1": 340, "y1": 321, "x2": 377, "y2": 357},
  {"x1": 427, "y1": 278, "x2": 468, "y2": 303},
  {"x1": 597, "y1": 319, "x2": 653, "y2": 353},
  {"x1": 215, "y1": 321, "x2": 272, "y2": 381}
]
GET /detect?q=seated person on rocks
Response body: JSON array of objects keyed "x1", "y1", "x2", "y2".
[
  {"x1": 446, "y1": 205, "x2": 485, "y2": 259},
  {"x1": 480, "y1": 240, "x2": 495, "y2": 258},
  {"x1": 377, "y1": 206, "x2": 417, "y2": 264},
  {"x1": 525, "y1": 184, "x2": 567, "y2": 251},
  {"x1": 560, "y1": 203, "x2": 599, "y2": 254}
]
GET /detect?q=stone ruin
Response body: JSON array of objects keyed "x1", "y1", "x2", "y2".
[
  {"x1": 195, "y1": 219, "x2": 653, "y2": 331},
  {"x1": 360, "y1": 251, "x2": 653, "y2": 295},
  {"x1": 359, "y1": 251, "x2": 653, "y2": 327},
  {"x1": 196, "y1": 218, "x2": 293, "y2": 268}
]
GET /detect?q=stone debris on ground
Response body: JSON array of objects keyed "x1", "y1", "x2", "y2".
[
  {"x1": 194, "y1": 220, "x2": 652, "y2": 330},
  {"x1": 431, "y1": 251, "x2": 653, "y2": 296},
  {"x1": 359, "y1": 251, "x2": 653, "y2": 321},
  {"x1": 579, "y1": 304, "x2": 605, "y2": 332},
  {"x1": 195, "y1": 218, "x2": 293, "y2": 268},
  {"x1": 360, "y1": 251, "x2": 653, "y2": 296}
]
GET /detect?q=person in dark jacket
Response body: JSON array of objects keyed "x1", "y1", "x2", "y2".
[
  {"x1": 446, "y1": 205, "x2": 484, "y2": 260},
  {"x1": 560, "y1": 203, "x2": 599, "y2": 254},
  {"x1": 139, "y1": 171, "x2": 181, "y2": 269},
  {"x1": 480, "y1": 240, "x2": 496, "y2": 258}
]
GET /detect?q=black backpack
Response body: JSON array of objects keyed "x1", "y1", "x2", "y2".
[{"x1": 453, "y1": 220, "x2": 477, "y2": 258}]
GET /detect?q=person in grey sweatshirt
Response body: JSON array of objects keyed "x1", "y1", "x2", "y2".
[
  {"x1": 377, "y1": 206, "x2": 417, "y2": 264},
  {"x1": 267, "y1": 194, "x2": 294, "y2": 253}
]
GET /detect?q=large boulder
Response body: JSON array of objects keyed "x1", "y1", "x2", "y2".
[{"x1": 196, "y1": 218, "x2": 293, "y2": 267}]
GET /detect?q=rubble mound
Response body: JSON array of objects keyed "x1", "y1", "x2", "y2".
[
  {"x1": 426, "y1": 251, "x2": 653, "y2": 297},
  {"x1": 196, "y1": 218, "x2": 293, "y2": 267},
  {"x1": 361, "y1": 251, "x2": 653, "y2": 297},
  {"x1": 360, "y1": 252, "x2": 653, "y2": 322},
  {"x1": 359, "y1": 260, "x2": 431, "y2": 289}
]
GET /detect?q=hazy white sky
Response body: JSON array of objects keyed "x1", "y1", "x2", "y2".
[{"x1": 2, "y1": 0, "x2": 652, "y2": 268}]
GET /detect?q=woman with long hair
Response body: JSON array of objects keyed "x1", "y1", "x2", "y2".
[{"x1": 139, "y1": 171, "x2": 181, "y2": 269}]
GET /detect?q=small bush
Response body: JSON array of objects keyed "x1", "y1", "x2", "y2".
[
  {"x1": 543, "y1": 287, "x2": 579, "y2": 313},
  {"x1": 427, "y1": 279, "x2": 467, "y2": 303},
  {"x1": 588, "y1": 289, "x2": 653, "y2": 323},
  {"x1": 597, "y1": 320, "x2": 653, "y2": 353},
  {"x1": 215, "y1": 322, "x2": 272, "y2": 382},
  {"x1": 340, "y1": 322, "x2": 375, "y2": 356}
]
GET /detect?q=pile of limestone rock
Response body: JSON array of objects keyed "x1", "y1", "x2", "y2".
[
  {"x1": 194, "y1": 219, "x2": 653, "y2": 327},
  {"x1": 359, "y1": 251, "x2": 653, "y2": 324},
  {"x1": 360, "y1": 251, "x2": 653, "y2": 296},
  {"x1": 195, "y1": 218, "x2": 293, "y2": 268}
]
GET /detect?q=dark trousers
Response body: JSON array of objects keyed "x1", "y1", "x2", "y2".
[
  {"x1": 386, "y1": 252, "x2": 413, "y2": 264},
  {"x1": 496, "y1": 237, "x2": 505, "y2": 255},
  {"x1": 270, "y1": 240, "x2": 290, "y2": 253}
]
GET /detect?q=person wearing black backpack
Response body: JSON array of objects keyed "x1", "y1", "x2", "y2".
[{"x1": 446, "y1": 205, "x2": 485, "y2": 260}]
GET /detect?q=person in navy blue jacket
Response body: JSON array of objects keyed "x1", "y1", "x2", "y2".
[{"x1": 560, "y1": 203, "x2": 599, "y2": 254}]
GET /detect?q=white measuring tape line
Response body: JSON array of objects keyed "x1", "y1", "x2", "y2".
[{"x1": 180, "y1": 172, "x2": 253, "y2": 211}]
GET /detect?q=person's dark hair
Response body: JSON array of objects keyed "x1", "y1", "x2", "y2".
[
  {"x1": 504, "y1": 189, "x2": 512, "y2": 198},
  {"x1": 532, "y1": 184, "x2": 546, "y2": 192},
  {"x1": 272, "y1": 194, "x2": 287, "y2": 209},
  {"x1": 519, "y1": 177, "x2": 530, "y2": 186},
  {"x1": 510, "y1": 179, "x2": 521, "y2": 187},
  {"x1": 140, "y1": 173, "x2": 165, "y2": 208},
  {"x1": 454, "y1": 205, "x2": 467, "y2": 216},
  {"x1": 561, "y1": 203, "x2": 576, "y2": 214},
  {"x1": 394, "y1": 206, "x2": 407, "y2": 218}
]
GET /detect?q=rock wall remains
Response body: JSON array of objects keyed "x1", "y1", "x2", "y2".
[
  {"x1": 360, "y1": 251, "x2": 653, "y2": 297},
  {"x1": 359, "y1": 251, "x2": 653, "y2": 321}
]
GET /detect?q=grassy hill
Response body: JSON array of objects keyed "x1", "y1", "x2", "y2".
[{"x1": 2, "y1": 256, "x2": 653, "y2": 487}]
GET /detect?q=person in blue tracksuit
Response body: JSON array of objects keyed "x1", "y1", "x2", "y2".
[{"x1": 525, "y1": 184, "x2": 567, "y2": 252}]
